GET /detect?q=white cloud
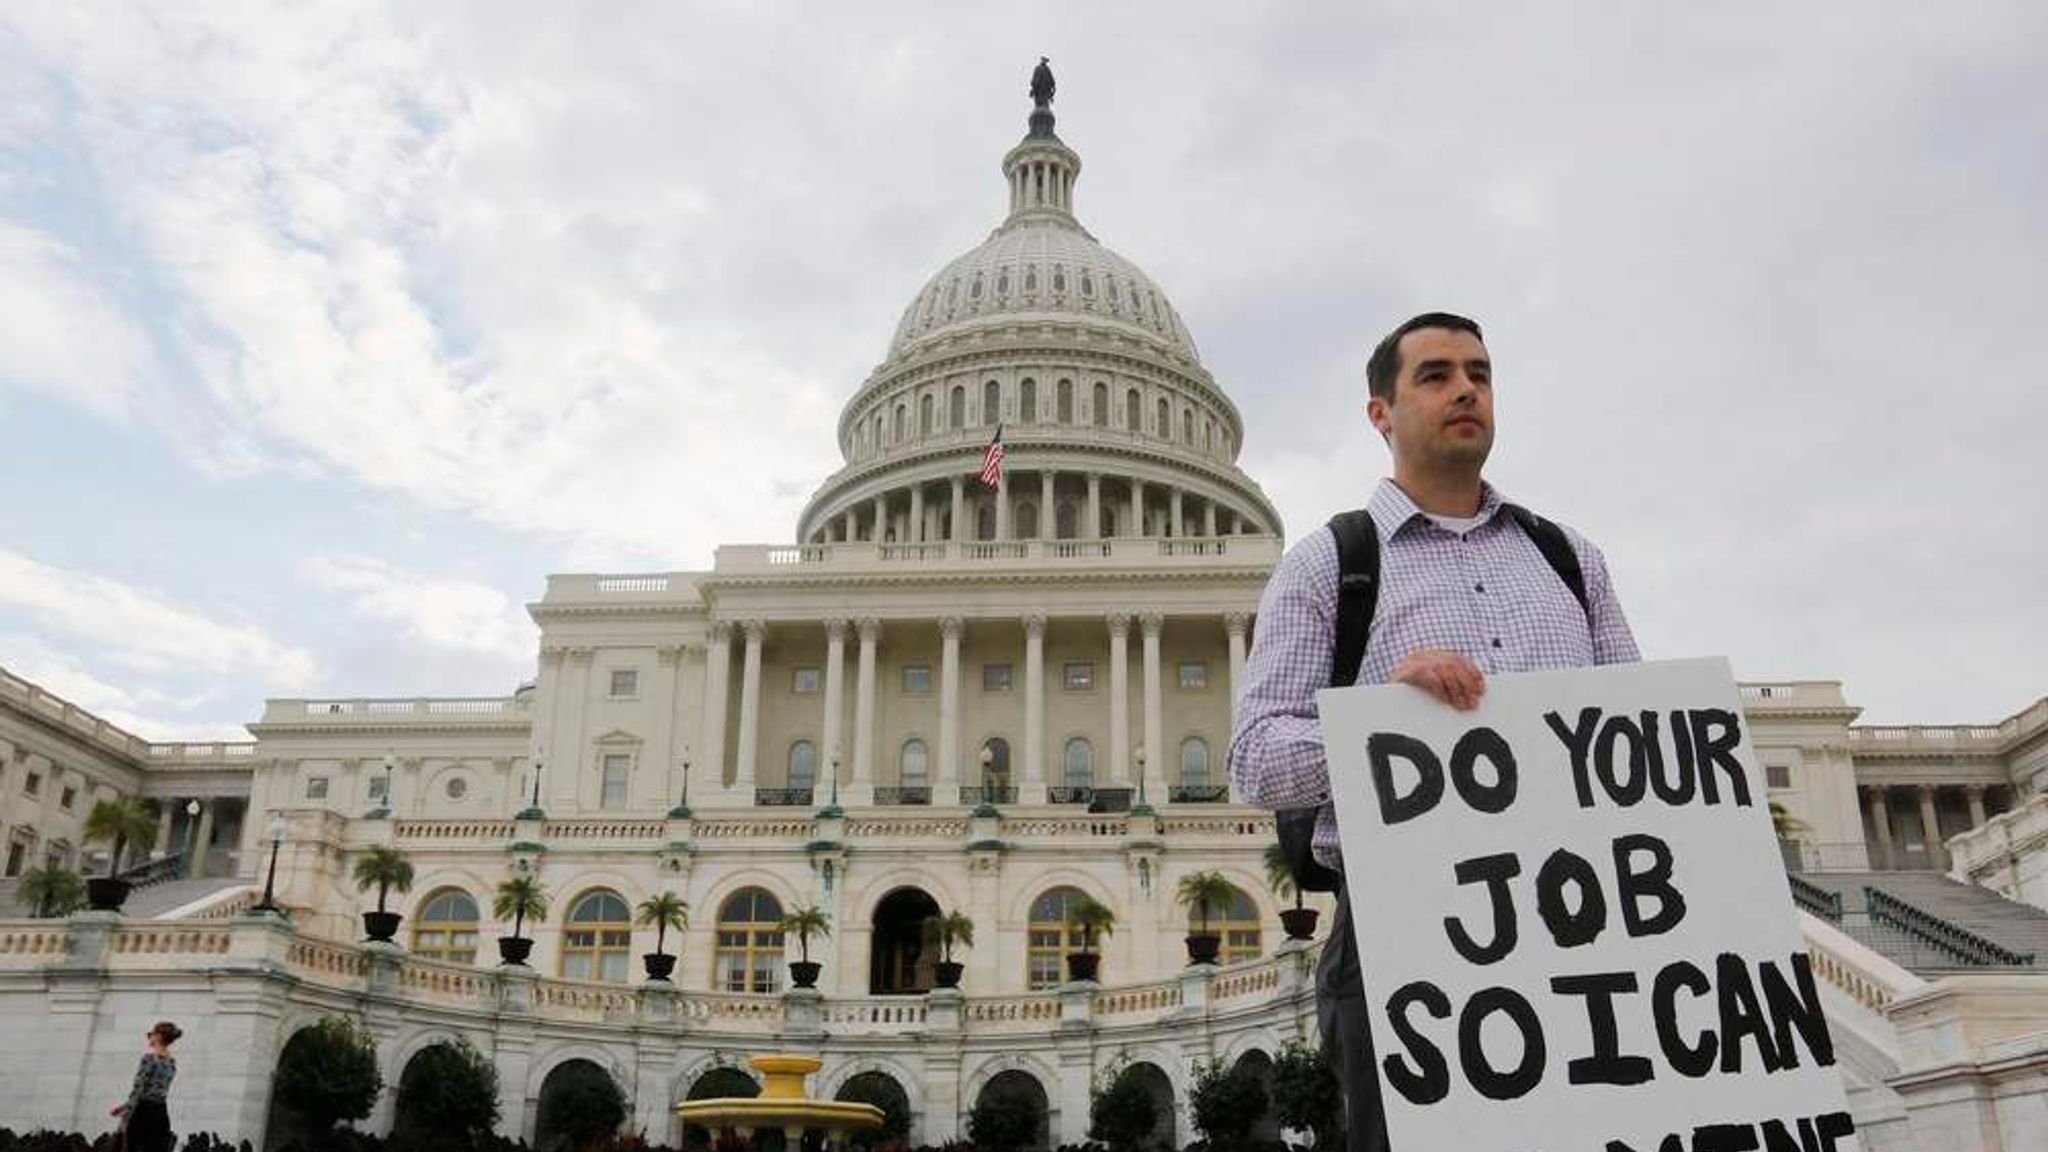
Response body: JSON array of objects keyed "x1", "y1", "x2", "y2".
[
  {"x1": 0, "y1": 550, "x2": 318, "y2": 690},
  {"x1": 0, "y1": 222, "x2": 153, "y2": 419},
  {"x1": 0, "y1": 635, "x2": 250, "y2": 743},
  {"x1": 300, "y1": 555, "x2": 534, "y2": 663}
]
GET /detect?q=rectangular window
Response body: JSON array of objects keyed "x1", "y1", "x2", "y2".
[
  {"x1": 23, "y1": 772, "x2": 40, "y2": 797},
  {"x1": 902, "y1": 664, "x2": 933, "y2": 694},
  {"x1": 1177, "y1": 661, "x2": 1209, "y2": 690},
  {"x1": 59, "y1": 786, "x2": 76, "y2": 811},
  {"x1": 601, "y1": 754, "x2": 630, "y2": 809},
  {"x1": 982, "y1": 663, "x2": 1013, "y2": 692},
  {"x1": 367, "y1": 775, "x2": 390, "y2": 801},
  {"x1": 3, "y1": 841, "x2": 24, "y2": 878},
  {"x1": 1063, "y1": 661, "x2": 1095, "y2": 691},
  {"x1": 608, "y1": 669, "x2": 639, "y2": 698},
  {"x1": 305, "y1": 776, "x2": 330, "y2": 800},
  {"x1": 792, "y1": 667, "x2": 822, "y2": 694},
  {"x1": 1766, "y1": 764, "x2": 1792, "y2": 790}
]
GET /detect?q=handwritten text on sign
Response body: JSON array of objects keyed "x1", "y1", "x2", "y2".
[{"x1": 1321, "y1": 658, "x2": 1859, "y2": 1152}]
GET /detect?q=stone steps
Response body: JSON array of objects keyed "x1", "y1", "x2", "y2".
[{"x1": 1798, "y1": 870, "x2": 2048, "y2": 972}]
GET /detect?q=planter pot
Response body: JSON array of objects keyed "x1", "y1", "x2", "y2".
[
  {"x1": 497, "y1": 936, "x2": 534, "y2": 966},
  {"x1": 85, "y1": 877, "x2": 132, "y2": 913},
  {"x1": 788, "y1": 960, "x2": 822, "y2": 989},
  {"x1": 1280, "y1": 907, "x2": 1321, "y2": 941},
  {"x1": 362, "y1": 911, "x2": 402, "y2": 942},
  {"x1": 643, "y1": 952, "x2": 678, "y2": 981},
  {"x1": 1185, "y1": 932, "x2": 1223, "y2": 966},
  {"x1": 932, "y1": 961, "x2": 965, "y2": 989},
  {"x1": 1065, "y1": 951, "x2": 1102, "y2": 983}
]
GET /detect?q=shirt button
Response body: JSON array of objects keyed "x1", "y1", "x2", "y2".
[
  {"x1": 1474, "y1": 583, "x2": 1485, "y2": 593},
  {"x1": 1491, "y1": 638, "x2": 1503, "y2": 649}
]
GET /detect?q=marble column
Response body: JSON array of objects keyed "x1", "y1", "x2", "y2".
[
  {"x1": 1966, "y1": 785, "x2": 1988, "y2": 830},
  {"x1": 154, "y1": 801, "x2": 175, "y2": 855},
  {"x1": 1108, "y1": 613, "x2": 1131, "y2": 785},
  {"x1": 1169, "y1": 489, "x2": 1184, "y2": 538},
  {"x1": 734, "y1": 621, "x2": 766, "y2": 798},
  {"x1": 701, "y1": 622, "x2": 733, "y2": 788},
  {"x1": 1023, "y1": 614, "x2": 1047, "y2": 801},
  {"x1": 822, "y1": 620, "x2": 847, "y2": 784},
  {"x1": 842, "y1": 508, "x2": 855, "y2": 543},
  {"x1": 1865, "y1": 786, "x2": 1895, "y2": 871},
  {"x1": 1225, "y1": 613, "x2": 1249, "y2": 707},
  {"x1": 938, "y1": 617, "x2": 964, "y2": 796},
  {"x1": 192, "y1": 802, "x2": 215, "y2": 879},
  {"x1": 996, "y1": 468, "x2": 1011, "y2": 540},
  {"x1": 1141, "y1": 613, "x2": 1165, "y2": 804},
  {"x1": 872, "y1": 494, "x2": 887, "y2": 542},
  {"x1": 1204, "y1": 500, "x2": 1217, "y2": 537},
  {"x1": 909, "y1": 485, "x2": 925, "y2": 543},
  {"x1": 1086, "y1": 473, "x2": 1102, "y2": 541},
  {"x1": 1916, "y1": 784, "x2": 1946, "y2": 871},
  {"x1": 951, "y1": 476, "x2": 966, "y2": 543},
  {"x1": 1040, "y1": 471, "x2": 1055, "y2": 540},
  {"x1": 853, "y1": 619, "x2": 880, "y2": 794},
  {"x1": 1128, "y1": 479, "x2": 1144, "y2": 538}
]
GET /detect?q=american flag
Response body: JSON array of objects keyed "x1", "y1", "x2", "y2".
[{"x1": 978, "y1": 424, "x2": 1004, "y2": 489}]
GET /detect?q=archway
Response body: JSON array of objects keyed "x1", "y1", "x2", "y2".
[
  {"x1": 1232, "y1": 1049, "x2": 1281, "y2": 1144},
  {"x1": 262, "y1": 1026, "x2": 322, "y2": 1152},
  {"x1": 683, "y1": 1067, "x2": 762, "y2": 1151},
  {"x1": 835, "y1": 1070, "x2": 914, "y2": 1149},
  {"x1": 391, "y1": 1039, "x2": 499, "y2": 1149},
  {"x1": 1120, "y1": 1061, "x2": 1176, "y2": 1150},
  {"x1": 973, "y1": 1069, "x2": 1050, "y2": 1152},
  {"x1": 870, "y1": 886, "x2": 941, "y2": 994},
  {"x1": 535, "y1": 1059, "x2": 625, "y2": 1152}
]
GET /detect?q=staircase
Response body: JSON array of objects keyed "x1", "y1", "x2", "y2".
[
  {"x1": 1793, "y1": 871, "x2": 2048, "y2": 974},
  {"x1": 0, "y1": 875, "x2": 248, "y2": 919}
]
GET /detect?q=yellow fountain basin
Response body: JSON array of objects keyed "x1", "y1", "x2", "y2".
[{"x1": 675, "y1": 1054, "x2": 884, "y2": 1134}]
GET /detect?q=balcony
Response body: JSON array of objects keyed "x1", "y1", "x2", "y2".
[
  {"x1": 1169, "y1": 784, "x2": 1230, "y2": 804},
  {"x1": 1046, "y1": 786, "x2": 1133, "y2": 813},
  {"x1": 871, "y1": 787, "x2": 932, "y2": 806},
  {"x1": 712, "y1": 534, "x2": 1281, "y2": 579},
  {"x1": 754, "y1": 788, "x2": 816, "y2": 808},
  {"x1": 959, "y1": 785, "x2": 1018, "y2": 806}
]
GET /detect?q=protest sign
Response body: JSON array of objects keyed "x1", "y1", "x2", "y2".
[{"x1": 1320, "y1": 657, "x2": 1858, "y2": 1152}]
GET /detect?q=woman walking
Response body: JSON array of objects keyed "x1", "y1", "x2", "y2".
[{"x1": 112, "y1": 1020, "x2": 182, "y2": 1152}]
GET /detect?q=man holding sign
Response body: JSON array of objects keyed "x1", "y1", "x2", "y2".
[{"x1": 1230, "y1": 312, "x2": 1641, "y2": 1151}]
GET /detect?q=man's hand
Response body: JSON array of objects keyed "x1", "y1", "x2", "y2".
[{"x1": 1390, "y1": 649, "x2": 1486, "y2": 710}]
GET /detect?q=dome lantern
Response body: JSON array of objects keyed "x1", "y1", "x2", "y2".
[{"x1": 1005, "y1": 57, "x2": 1081, "y2": 224}]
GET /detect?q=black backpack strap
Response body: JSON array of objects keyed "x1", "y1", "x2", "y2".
[
  {"x1": 1325, "y1": 509, "x2": 1381, "y2": 689},
  {"x1": 1502, "y1": 503, "x2": 1588, "y2": 615}
]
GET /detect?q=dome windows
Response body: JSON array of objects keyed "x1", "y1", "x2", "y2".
[
  {"x1": 983, "y1": 380, "x2": 1000, "y2": 425},
  {"x1": 1024, "y1": 265, "x2": 1038, "y2": 293},
  {"x1": 1056, "y1": 379, "x2": 1074, "y2": 424},
  {"x1": 1052, "y1": 266, "x2": 1067, "y2": 294},
  {"x1": 996, "y1": 268, "x2": 1010, "y2": 296},
  {"x1": 1092, "y1": 382, "x2": 1108, "y2": 427},
  {"x1": 1080, "y1": 272, "x2": 1094, "y2": 298},
  {"x1": 970, "y1": 274, "x2": 984, "y2": 301},
  {"x1": 1020, "y1": 378, "x2": 1037, "y2": 423},
  {"x1": 950, "y1": 385, "x2": 966, "y2": 429}
]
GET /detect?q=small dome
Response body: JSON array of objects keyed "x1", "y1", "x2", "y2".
[{"x1": 885, "y1": 220, "x2": 1201, "y2": 365}]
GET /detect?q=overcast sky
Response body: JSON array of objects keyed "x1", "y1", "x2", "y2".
[{"x1": 2, "y1": 2, "x2": 2042, "y2": 739}]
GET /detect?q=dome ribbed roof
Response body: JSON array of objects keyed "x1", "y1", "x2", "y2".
[{"x1": 885, "y1": 220, "x2": 1200, "y2": 365}]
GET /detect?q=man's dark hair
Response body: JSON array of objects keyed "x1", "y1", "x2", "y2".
[{"x1": 1366, "y1": 312, "x2": 1485, "y2": 401}]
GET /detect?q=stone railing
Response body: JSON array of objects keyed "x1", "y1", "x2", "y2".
[
  {"x1": 1212, "y1": 947, "x2": 1311, "y2": 1001},
  {"x1": 712, "y1": 534, "x2": 1283, "y2": 578},
  {"x1": 287, "y1": 935, "x2": 373, "y2": 979},
  {"x1": 842, "y1": 817, "x2": 968, "y2": 839},
  {"x1": 963, "y1": 994, "x2": 1063, "y2": 1029},
  {"x1": 260, "y1": 697, "x2": 527, "y2": 724},
  {"x1": 692, "y1": 819, "x2": 819, "y2": 840},
  {"x1": 1865, "y1": 887, "x2": 2035, "y2": 966},
  {"x1": 1736, "y1": 682, "x2": 1847, "y2": 709},
  {"x1": 1787, "y1": 874, "x2": 1844, "y2": 921},
  {"x1": 1093, "y1": 982, "x2": 1182, "y2": 1016},
  {"x1": 530, "y1": 978, "x2": 639, "y2": 1021},
  {"x1": 395, "y1": 820, "x2": 518, "y2": 843},
  {"x1": 819, "y1": 997, "x2": 928, "y2": 1031},
  {"x1": 111, "y1": 924, "x2": 232, "y2": 958},
  {"x1": 1157, "y1": 814, "x2": 1275, "y2": 838},
  {"x1": 1002, "y1": 817, "x2": 1130, "y2": 838},
  {"x1": 543, "y1": 820, "x2": 666, "y2": 842},
  {"x1": 1801, "y1": 911, "x2": 1925, "y2": 1015},
  {"x1": 397, "y1": 955, "x2": 498, "y2": 1004},
  {"x1": 0, "y1": 924, "x2": 71, "y2": 958},
  {"x1": 1947, "y1": 794, "x2": 2048, "y2": 907}
]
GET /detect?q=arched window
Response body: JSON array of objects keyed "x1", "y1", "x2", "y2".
[
  {"x1": 1180, "y1": 737, "x2": 1211, "y2": 786},
  {"x1": 1092, "y1": 382, "x2": 1108, "y2": 427},
  {"x1": 892, "y1": 404, "x2": 905, "y2": 443},
  {"x1": 1125, "y1": 389, "x2": 1141, "y2": 431},
  {"x1": 713, "y1": 888, "x2": 786, "y2": 993},
  {"x1": 1057, "y1": 379, "x2": 1074, "y2": 423},
  {"x1": 950, "y1": 385, "x2": 966, "y2": 428},
  {"x1": 983, "y1": 380, "x2": 1000, "y2": 425},
  {"x1": 1062, "y1": 738, "x2": 1094, "y2": 788},
  {"x1": 412, "y1": 889, "x2": 479, "y2": 964},
  {"x1": 900, "y1": 739, "x2": 929, "y2": 788},
  {"x1": 1157, "y1": 397, "x2": 1170, "y2": 437},
  {"x1": 920, "y1": 394, "x2": 934, "y2": 435},
  {"x1": 980, "y1": 737, "x2": 1011, "y2": 792},
  {"x1": 788, "y1": 740, "x2": 817, "y2": 791},
  {"x1": 1027, "y1": 886, "x2": 1093, "y2": 989},
  {"x1": 1055, "y1": 500, "x2": 1078, "y2": 540},
  {"x1": 1200, "y1": 884, "x2": 1263, "y2": 964},
  {"x1": 1016, "y1": 500, "x2": 1039, "y2": 539},
  {"x1": 1020, "y1": 379, "x2": 1037, "y2": 423},
  {"x1": 1182, "y1": 408, "x2": 1194, "y2": 443},
  {"x1": 976, "y1": 501, "x2": 996, "y2": 541},
  {"x1": 561, "y1": 890, "x2": 632, "y2": 982}
]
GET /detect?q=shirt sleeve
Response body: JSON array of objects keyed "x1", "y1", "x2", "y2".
[
  {"x1": 1229, "y1": 530, "x2": 1339, "y2": 809},
  {"x1": 125, "y1": 1055, "x2": 150, "y2": 1111},
  {"x1": 1566, "y1": 527, "x2": 1641, "y2": 665}
]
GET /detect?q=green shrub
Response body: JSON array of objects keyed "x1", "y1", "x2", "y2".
[
  {"x1": 394, "y1": 1038, "x2": 502, "y2": 1151},
  {"x1": 1188, "y1": 1056, "x2": 1267, "y2": 1149},
  {"x1": 1268, "y1": 1040, "x2": 1341, "y2": 1150},
  {"x1": 271, "y1": 1017, "x2": 383, "y2": 1145}
]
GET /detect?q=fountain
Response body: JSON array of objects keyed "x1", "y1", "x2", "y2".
[{"x1": 675, "y1": 1054, "x2": 884, "y2": 1149}]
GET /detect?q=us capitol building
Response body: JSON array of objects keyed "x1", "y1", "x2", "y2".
[{"x1": 2, "y1": 69, "x2": 2046, "y2": 1152}]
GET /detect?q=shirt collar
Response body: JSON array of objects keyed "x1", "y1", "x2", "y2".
[{"x1": 1367, "y1": 478, "x2": 1509, "y2": 542}]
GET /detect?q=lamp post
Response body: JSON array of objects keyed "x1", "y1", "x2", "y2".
[
  {"x1": 181, "y1": 799, "x2": 202, "y2": 879},
  {"x1": 1134, "y1": 745, "x2": 1150, "y2": 810},
  {"x1": 252, "y1": 816, "x2": 287, "y2": 915},
  {"x1": 669, "y1": 745, "x2": 691, "y2": 819}
]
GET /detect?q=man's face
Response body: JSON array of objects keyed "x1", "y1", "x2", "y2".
[{"x1": 1368, "y1": 327, "x2": 1494, "y2": 471}]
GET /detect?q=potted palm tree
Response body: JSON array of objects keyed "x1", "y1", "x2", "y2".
[
  {"x1": 932, "y1": 910, "x2": 974, "y2": 989},
  {"x1": 82, "y1": 797, "x2": 157, "y2": 912},
  {"x1": 20, "y1": 863, "x2": 85, "y2": 919},
  {"x1": 1177, "y1": 870, "x2": 1233, "y2": 965},
  {"x1": 1064, "y1": 896, "x2": 1116, "y2": 983},
  {"x1": 352, "y1": 845, "x2": 415, "y2": 943},
  {"x1": 493, "y1": 875, "x2": 549, "y2": 966},
  {"x1": 778, "y1": 904, "x2": 832, "y2": 989},
  {"x1": 1265, "y1": 843, "x2": 1319, "y2": 941},
  {"x1": 636, "y1": 891, "x2": 689, "y2": 981}
]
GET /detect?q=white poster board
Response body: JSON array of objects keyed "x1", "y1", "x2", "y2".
[{"x1": 1320, "y1": 657, "x2": 1860, "y2": 1152}]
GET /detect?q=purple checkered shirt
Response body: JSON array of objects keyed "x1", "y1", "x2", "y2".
[{"x1": 1229, "y1": 479, "x2": 1640, "y2": 867}]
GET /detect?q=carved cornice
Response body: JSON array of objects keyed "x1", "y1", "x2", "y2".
[{"x1": 567, "y1": 646, "x2": 595, "y2": 667}]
